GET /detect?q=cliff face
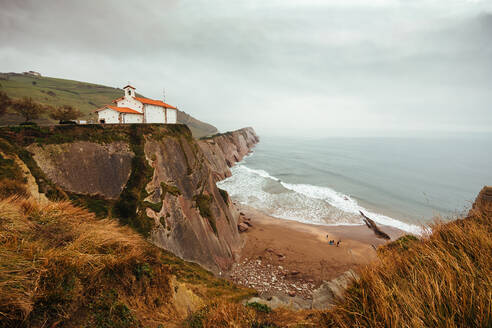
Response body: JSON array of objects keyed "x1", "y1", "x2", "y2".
[
  {"x1": 0, "y1": 125, "x2": 258, "y2": 272},
  {"x1": 144, "y1": 135, "x2": 241, "y2": 271},
  {"x1": 27, "y1": 141, "x2": 134, "y2": 199},
  {"x1": 198, "y1": 127, "x2": 259, "y2": 181}
]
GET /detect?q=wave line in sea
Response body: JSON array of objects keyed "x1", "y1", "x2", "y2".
[{"x1": 218, "y1": 164, "x2": 422, "y2": 234}]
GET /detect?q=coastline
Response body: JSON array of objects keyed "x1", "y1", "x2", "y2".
[
  {"x1": 218, "y1": 162, "x2": 423, "y2": 236},
  {"x1": 228, "y1": 203, "x2": 405, "y2": 302}
]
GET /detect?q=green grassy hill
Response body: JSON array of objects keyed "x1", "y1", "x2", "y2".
[{"x1": 0, "y1": 72, "x2": 218, "y2": 138}]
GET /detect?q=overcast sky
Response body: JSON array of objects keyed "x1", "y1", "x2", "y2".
[{"x1": 1, "y1": 0, "x2": 491, "y2": 136}]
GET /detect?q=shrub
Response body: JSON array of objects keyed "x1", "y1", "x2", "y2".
[
  {"x1": 49, "y1": 104, "x2": 82, "y2": 121},
  {"x1": 68, "y1": 193, "x2": 111, "y2": 218},
  {"x1": 161, "y1": 182, "x2": 181, "y2": 197},
  {"x1": 0, "y1": 90, "x2": 12, "y2": 115},
  {"x1": 194, "y1": 194, "x2": 212, "y2": 219},
  {"x1": 143, "y1": 200, "x2": 163, "y2": 213},
  {"x1": 89, "y1": 290, "x2": 139, "y2": 328},
  {"x1": 11, "y1": 97, "x2": 48, "y2": 122},
  {"x1": 246, "y1": 302, "x2": 272, "y2": 313},
  {"x1": 133, "y1": 262, "x2": 153, "y2": 280},
  {"x1": 383, "y1": 234, "x2": 419, "y2": 252},
  {"x1": 218, "y1": 188, "x2": 229, "y2": 204},
  {"x1": 194, "y1": 193, "x2": 217, "y2": 235}
]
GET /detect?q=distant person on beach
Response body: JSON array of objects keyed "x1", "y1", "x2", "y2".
[
  {"x1": 329, "y1": 240, "x2": 334, "y2": 245},
  {"x1": 337, "y1": 240, "x2": 341, "y2": 247}
]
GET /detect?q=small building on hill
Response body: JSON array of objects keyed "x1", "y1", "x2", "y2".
[
  {"x1": 23, "y1": 70, "x2": 41, "y2": 77},
  {"x1": 96, "y1": 85, "x2": 178, "y2": 124}
]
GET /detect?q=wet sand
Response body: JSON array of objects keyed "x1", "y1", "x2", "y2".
[{"x1": 229, "y1": 204, "x2": 405, "y2": 298}]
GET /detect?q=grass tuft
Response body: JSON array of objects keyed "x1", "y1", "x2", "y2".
[
  {"x1": 161, "y1": 182, "x2": 182, "y2": 197},
  {"x1": 246, "y1": 302, "x2": 272, "y2": 314},
  {"x1": 193, "y1": 193, "x2": 217, "y2": 235}
]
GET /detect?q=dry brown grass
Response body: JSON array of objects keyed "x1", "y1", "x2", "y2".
[
  {"x1": 183, "y1": 300, "x2": 319, "y2": 328},
  {"x1": 0, "y1": 194, "x2": 256, "y2": 328},
  {"x1": 0, "y1": 179, "x2": 28, "y2": 199},
  {"x1": 0, "y1": 196, "x2": 176, "y2": 327},
  {"x1": 318, "y1": 199, "x2": 492, "y2": 328},
  {"x1": 200, "y1": 301, "x2": 256, "y2": 328},
  {"x1": 2, "y1": 181, "x2": 490, "y2": 328}
]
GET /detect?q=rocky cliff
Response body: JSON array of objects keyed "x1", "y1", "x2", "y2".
[
  {"x1": 198, "y1": 127, "x2": 259, "y2": 181},
  {"x1": 0, "y1": 124, "x2": 258, "y2": 273}
]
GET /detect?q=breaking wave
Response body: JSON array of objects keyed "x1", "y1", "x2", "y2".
[{"x1": 217, "y1": 164, "x2": 421, "y2": 234}]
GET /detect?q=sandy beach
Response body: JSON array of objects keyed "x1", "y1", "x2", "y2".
[{"x1": 228, "y1": 204, "x2": 405, "y2": 300}]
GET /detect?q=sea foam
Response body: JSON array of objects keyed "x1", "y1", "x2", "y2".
[
  {"x1": 218, "y1": 164, "x2": 422, "y2": 234},
  {"x1": 241, "y1": 165, "x2": 280, "y2": 181}
]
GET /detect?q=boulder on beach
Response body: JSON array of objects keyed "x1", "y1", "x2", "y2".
[{"x1": 238, "y1": 222, "x2": 249, "y2": 232}]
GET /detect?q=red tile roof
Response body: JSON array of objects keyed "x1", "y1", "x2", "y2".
[
  {"x1": 97, "y1": 105, "x2": 143, "y2": 114},
  {"x1": 112, "y1": 97, "x2": 124, "y2": 103},
  {"x1": 123, "y1": 84, "x2": 136, "y2": 89},
  {"x1": 135, "y1": 97, "x2": 177, "y2": 109},
  {"x1": 111, "y1": 96, "x2": 177, "y2": 109}
]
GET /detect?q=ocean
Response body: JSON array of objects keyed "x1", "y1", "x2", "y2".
[{"x1": 217, "y1": 134, "x2": 492, "y2": 234}]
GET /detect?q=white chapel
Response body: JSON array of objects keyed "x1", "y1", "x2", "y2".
[{"x1": 96, "y1": 85, "x2": 178, "y2": 124}]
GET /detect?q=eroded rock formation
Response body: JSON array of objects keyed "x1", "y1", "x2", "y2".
[
  {"x1": 4, "y1": 125, "x2": 258, "y2": 273},
  {"x1": 198, "y1": 127, "x2": 259, "y2": 181},
  {"x1": 144, "y1": 135, "x2": 243, "y2": 272},
  {"x1": 27, "y1": 141, "x2": 134, "y2": 199}
]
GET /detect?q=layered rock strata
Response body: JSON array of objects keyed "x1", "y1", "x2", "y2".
[{"x1": 3, "y1": 125, "x2": 258, "y2": 272}]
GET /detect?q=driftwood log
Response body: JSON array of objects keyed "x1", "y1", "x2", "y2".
[{"x1": 360, "y1": 211, "x2": 391, "y2": 240}]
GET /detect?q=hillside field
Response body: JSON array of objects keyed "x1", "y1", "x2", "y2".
[{"x1": 0, "y1": 72, "x2": 218, "y2": 138}]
